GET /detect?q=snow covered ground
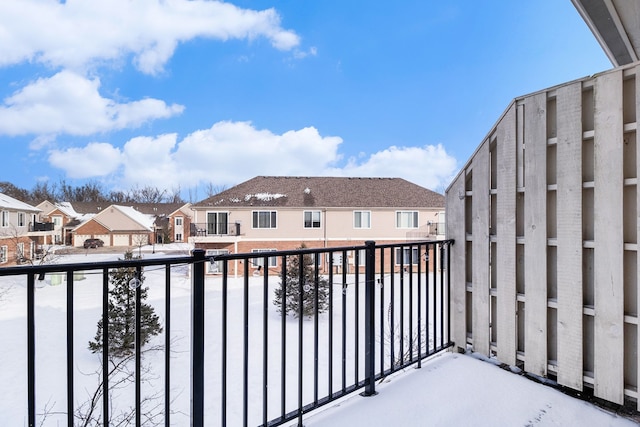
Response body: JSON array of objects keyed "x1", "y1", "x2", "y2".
[{"x1": 0, "y1": 246, "x2": 636, "y2": 426}]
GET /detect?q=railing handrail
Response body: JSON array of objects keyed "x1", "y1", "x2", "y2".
[{"x1": 0, "y1": 240, "x2": 454, "y2": 427}]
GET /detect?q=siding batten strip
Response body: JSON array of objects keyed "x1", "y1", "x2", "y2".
[
  {"x1": 594, "y1": 71, "x2": 625, "y2": 405},
  {"x1": 524, "y1": 92, "x2": 548, "y2": 377},
  {"x1": 447, "y1": 174, "x2": 466, "y2": 350},
  {"x1": 472, "y1": 143, "x2": 491, "y2": 356},
  {"x1": 496, "y1": 105, "x2": 517, "y2": 366},
  {"x1": 556, "y1": 83, "x2": 583, "y2": 391}
]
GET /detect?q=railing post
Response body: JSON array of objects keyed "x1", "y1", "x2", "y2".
[
  {"x1": 191, "y1": 249, "x2": 205, "y2": 427},
  {"x1": 361, "y1": 240, "x2": 378, "y2": 396}
]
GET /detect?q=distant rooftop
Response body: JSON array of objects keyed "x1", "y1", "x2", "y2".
[{"x1": 193, "y1": 176, "x2": 444, "y2": 209}]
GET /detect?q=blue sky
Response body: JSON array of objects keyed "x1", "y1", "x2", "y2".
[{"x1": 0, "y1": 0, "x2": 611, "y2": 200}]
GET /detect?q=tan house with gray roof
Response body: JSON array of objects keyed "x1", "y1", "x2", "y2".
[{"x1": 190, "y1": 176, "x2": 445, "y2": 275}]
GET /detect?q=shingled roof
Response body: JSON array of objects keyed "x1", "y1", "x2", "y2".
[{"x1": 193, "y1": 176, "x2": 444, "y2": 209}]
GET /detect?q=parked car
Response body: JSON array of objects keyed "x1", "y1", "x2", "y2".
[{"x1": 83, "y1": 238, "x2": 104, "y2": 249}]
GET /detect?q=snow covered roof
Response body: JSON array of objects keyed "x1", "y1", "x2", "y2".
[
  {"x1": 193, "y1": 176, "x2": 445, "y2": 209},
  {"x1": 0, "y1": 192, "x2": 40, "y2": 212},
  {"x1": 113, "y1": 205, "x2": 155, "y2": 230},
  {"x1": 55, "y1": 201, "x2": 81, "y2": 218}
]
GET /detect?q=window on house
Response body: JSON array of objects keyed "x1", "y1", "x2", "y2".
[
  {"x1": 395, "y1": 247, "x2": 419, "y2": 265},
  {"x1": 353, "y1": 211, "x2": 371, "y2": 229},
  {"x1": 304, "y1": 210, "x2": 321, "y2": 228},
  {"x1": 252, "y1": 211, "x2": 277, "y2": 229},
  {"x1": 175, "y1": 217, "x2": 183, "y2": 226},
  {"x1": 1, "y1": 211, "x2": 8, "y2": 227},
  {"x1": 396, "y1": 211, "x2": 419, "y2": 228},
  {"x1": 252, "y1": 249, "x2": 277, "y2": 268},
  {"x1": 175, "y1": 233, "x2": 183, "y2": 242},
  {"x1": 0, "y1": 246, "x2": 7, "y2": 263},
  {"x1": 16, "y1": 242, "x2": 24, "y2": 261},
  {"x1": 206, "y1": 249, "x2": 229, "y2": 273},
  {"x1": 207, "y1": 212, "x2": 229, "y2": 235},
  {"x1": 17, "y1": 212, "x2": 25, "y2": 227}
]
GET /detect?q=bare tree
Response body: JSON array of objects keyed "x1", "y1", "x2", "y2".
[{"x1": 204, "y1": 182, "x2": 227, "y2": 198}]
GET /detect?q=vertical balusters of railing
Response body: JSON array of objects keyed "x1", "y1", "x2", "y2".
[
  {"x1": 280, "y1": 255, "x2": 286, "y2": 421},
  {"x1": 439, "y1": 243, "x2": 445, "y2": 349},
  {"x1": 297, "y1": 253, "x2": 304, "y2": 427},
  {"x1": 417, "y1": 244, "x2": 422, "y2": 369},
  {"x1": 222, "y1": 259, "x2": 228, "y2": 427},
  {"x1": 425, "y1": 244, "x2": 431, "y2": 355},
  {"x1": 447, "y1": 241, "x2": 453, "y2": 346},
  {"x1": 164, "y1": 264, "x2": 171, "y2": 427},
  {"x1": 243, "y1": 260, "x2": 249, "y2": 427},
  {"x1": 191, "y1": 249, "x2": 205, "y2": 427},
  {"x1": 27, "y1": 272, "x2": 35, "y2": 427},
  {"x1": 313, "y1": 253, "x2": 320, "y2": 405},
  {"x1": 354, "y1": 249, "x2": 360, "y2": 386},
  {"x1": 399, "y1": 248, "x2": 405, "y2": 367},
  {"x1": 379, "y1": 248, "x2": 385, "y2": 375},
  {"x1": 328, "y1": 252, "x2": 334, "y2": 398},
  {"x1": 389, "y1": 249, "x2": 395, "y2": 372},
  {"x1": 262, "y1": 256, "x2": 269, "y2": 427},
  {"x1": 341, "y1": 249, "x2": 347, "y2": 393},
  {"x1": 362, "y1": 241, "x2": 376, "y2": 396},
  {"x1": 408, "y1": 246, "x2": 414, "y2": 363},
  {"x1": 432, "y1": 244, "x2": 438, "y2": 350},
  {"x1": 135, "y1": 265, "x2": 142, "y2": 427},
  {"x1": 66, "y1": 270, "x2": 74, "y2": 427},
  {"x1": 102, "y1": 268, "x2": 109, "y2": 427}
]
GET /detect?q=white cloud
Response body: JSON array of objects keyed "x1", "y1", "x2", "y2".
[
  {"x1": 328, "y1": 144, "x2": 458, "y2": 192},
  {"x1": 46, "y1": 121, "x2": 458, "y2": 194},
  {"x1": 0, "y1": 0, "x2": 300, "y2": 74},
  {"x1": 0, "y1": 71, "x2": 184, "y2": 136},
  {"x1": 49, "y1": 142, "x2": 122, "y2": 178}
]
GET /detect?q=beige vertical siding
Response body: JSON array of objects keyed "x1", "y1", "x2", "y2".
[{"x1": 445, "y1": 64, "x2": 640, "y2": 408}]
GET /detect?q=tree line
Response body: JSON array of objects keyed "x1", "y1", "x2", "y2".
[{"x1": 0, "y1": 180, "x2": 228, "y2": 204}]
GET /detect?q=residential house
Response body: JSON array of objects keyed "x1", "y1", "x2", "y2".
[
  {"x1": 0, "y1": 193, "x2": 41, "y2": 266},
  {"x1": 190, "y1": 176, "x2": 445, "y2": 275},
  {"x1": 167, "y1": 203, "x2": 194, "y2": 244},
  {"x1": 71, "y1": 204, "x2": 156, "y2": 248}
]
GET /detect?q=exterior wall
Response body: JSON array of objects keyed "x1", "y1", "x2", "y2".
[
  {"x1": 73, "y1": 221, "x2": 110, "y2": 246},
  {"x1": 0, "y1": 208, "x2": 39, "y2": 266},
  {"x1": 445, "y1": 64, "x2": 640, "y2": 408},
  {"x1": 191, "y1": 207, "x2": 441, "y2": 242}
]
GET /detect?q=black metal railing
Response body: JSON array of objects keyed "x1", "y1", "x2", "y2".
[
  {"x1": 0, "y1": 239, "x2": 453, "y2": 427},
  {"x1": 29, "y1": 221, "x2": 55, "y2": 232},
  {"x1": 190, "y1": 222, "x2": 241, "y2": 237}
]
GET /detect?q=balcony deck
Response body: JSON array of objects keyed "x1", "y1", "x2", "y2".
[{"x1": 304, "y1": 352, "x2": 637, "y2": 427}]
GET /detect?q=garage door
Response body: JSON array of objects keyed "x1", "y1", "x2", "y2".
[
  {"x1": 112, "y1": 234, "x2": 130, "y2": 247},
  {"x1": 95, "y1": 234, "x2": 110, "y2": 247},
  {"x1": 74, "y1": 234, "x2": 91, "y2": 247}
]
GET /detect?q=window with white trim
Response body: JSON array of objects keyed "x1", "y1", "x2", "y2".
[
  {"x1": 353, "y1": 211, "x2": 371, "y2": 229},
  {"x1": 0, "y1": 246, "x2": 7, "y2": 263},
  {"x1": 252, "y1": 249, "x2": 277, "y2": 268},
  {"x1": 395, "y1": 247, "x2": 419, "y2": 265},
  {"x1": 207, "y1": 212, "x2": 229, "y2": 235},
  {"x1": 175, "y1": 217, "x2": 183, "y2": 226},
  {"x1": 206, "y1": 249, "x2": 229, "y2": 273},
  {"x1": 17, "y1": 212, "x2": 25, "y2": 227},
  {"x1": 1, "y1": 211, "x2": 8, "y2": 227},
  {"x1": 17, "y1": 242, "x2": 24, "y2": 261},
  {"x1": 175, "y1": 233, "x2": 183, "y2": 242},
  {"x1": 303, "y1": 210, "x2": 321, "y2": 228},
  {"x1": 396, "y1": 211, "x2": 419, "y2": 228},
  {"x1": 252, "y1": 211, "x2": 277, "y2": 229}
]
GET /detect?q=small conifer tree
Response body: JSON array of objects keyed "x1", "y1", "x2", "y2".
[
  {"x1": 88, "y1": 251, "x2": 162, "y2": 357},
  {"x1": 273, "y1": 244, "x2": 329, "y2": 317}
]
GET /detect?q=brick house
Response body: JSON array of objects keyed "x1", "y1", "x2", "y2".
[{"x1": 189, "y1": 176, "x2": 445, "y2": 275}]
